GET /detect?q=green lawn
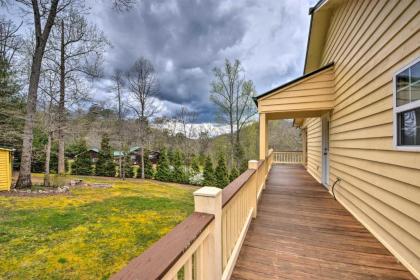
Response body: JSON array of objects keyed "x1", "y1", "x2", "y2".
[{"x1": 0, "y1": 175, "x2": 195, "y2": 280}]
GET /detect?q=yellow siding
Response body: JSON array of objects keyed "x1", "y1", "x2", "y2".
[
  {"x1": 0, "y1": 150, "x2": 11, "y2": 191},
  {"x1": 310, "y1": 0, "x2": 420, "y2": 277},
  {"x1": 259, "y1": 68, "x2": 335, "y2": 114},
  {"x1": 303, "y1": 118, "x2": 322, "y2": 183}
]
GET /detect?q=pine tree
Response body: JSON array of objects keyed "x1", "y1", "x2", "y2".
[
  {"x1": 229, "y1": 166, "x2": 240, "y2": 182},
  {"x1": 96, "y1": 134, "x2": 116, "y2": 177},
  {"x1": 167, "y1": 148, "x2": 175, "y2": 166},
  {"x1": 172, "y1": 149, "x2": 188, "y2": 183},
  {"x1": 198, "y1": 151, "x2": 206, "y2": 167},
  {"x1": 191, "y1": 155, "x2": 200, "y2": 174},
  {"x1": 122, "y1": 155, "x2": 134, "y2": 178},
  {"x1": 155, "y1": 147, "x2": 171, "y2": 181},
  {"x1": 214, "y1": 153, "x2": 229, "y2": 188},
  {"x1": 203, "y1": 155, "x2": 215, "y2": 186},
  {"x1": 0, "y1": 56, "x2": 23, "y2": 149},
  {"x1": 144, "y1": 150, "x2": 154, "y2": 179},
  {"x1": 73, "y1": 140, "x2": 92, "y2": 175}
]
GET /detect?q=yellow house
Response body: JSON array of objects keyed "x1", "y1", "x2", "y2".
[
  {"x1": 255, "y1": 0, "x2": 420, "y2": 277},
  {"x1": 0, "y1": 148, "x2": 13, "y2": 191}
]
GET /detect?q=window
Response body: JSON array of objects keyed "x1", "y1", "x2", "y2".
[{"x1": 394, "y1": 58, "x2": 420, "y2": 150}]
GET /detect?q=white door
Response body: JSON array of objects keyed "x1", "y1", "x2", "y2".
[{"x1": 322, "y1": 116, "x2": 330, "y2": 188}]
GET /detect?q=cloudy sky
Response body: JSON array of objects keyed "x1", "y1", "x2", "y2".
[
  {"x1": 4, "y1": 0, "x2": 318, "y2": 123},
  {"x1": 90, "y1": 0, "x2": 319, "y2": 122}
]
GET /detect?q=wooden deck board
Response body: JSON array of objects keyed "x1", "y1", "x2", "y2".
[{"x1": 231, "y1": 165, "x2": 415, "y2": 280}]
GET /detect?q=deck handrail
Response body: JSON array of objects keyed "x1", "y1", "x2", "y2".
[
  {"x1": 111, "y1": 149, "x2": 274, "y2": 280},
  {"x1": 220, "y1": 149, "x2": 273, "y2": 279},
  {"x1": 273, "y1": 151, "x2": 303, "y2": 164},
  {"x1": 111, "y1": 212, "x2": 214, "y2": 280}
]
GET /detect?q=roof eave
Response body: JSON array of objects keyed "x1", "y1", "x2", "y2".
[{"x1": 254, "y1": 62, "x2": 334, "y2": 103}]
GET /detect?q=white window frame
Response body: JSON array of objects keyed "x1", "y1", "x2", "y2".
[{"x1": 393, "y1": 57, "x2": 420, "y2": 151}]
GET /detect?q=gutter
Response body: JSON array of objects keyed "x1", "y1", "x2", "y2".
[
  {"x1": 303, "y1": 12, "x2": 314, "y2": 75},
  {"x1": 304, "y1": 0, "x2": 327, "y2": 74}
]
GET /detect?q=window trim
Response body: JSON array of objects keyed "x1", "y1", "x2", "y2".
[{"x1": 393, "y1": 57, "x2": 420, "y2": 151}]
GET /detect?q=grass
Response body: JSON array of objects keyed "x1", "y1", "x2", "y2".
[{"x1": 0, "y1": 174, "x2": 195, "y2": 280}]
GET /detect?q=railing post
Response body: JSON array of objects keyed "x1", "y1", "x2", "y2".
[
  {"x1": 248, "y1": 160, "x2": 258, "y2": 218},
  {"x1": 194, "y1": 187, "x2": 222, "y2": 280}
]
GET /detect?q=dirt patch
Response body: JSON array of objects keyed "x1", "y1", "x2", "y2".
[{"x1": 0, "y1": 189, "x2": 70, "y2": 197}]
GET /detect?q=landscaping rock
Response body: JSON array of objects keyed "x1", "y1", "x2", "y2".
[
  {"x1": 88, "y1": 183, "x2": 112, "y2": 188},
  {"x1": 70, "y1": 179, "x2": 83, "y2": 186}
]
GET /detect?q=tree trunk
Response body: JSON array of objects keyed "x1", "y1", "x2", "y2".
[
  {"x1": 119, "y1": 145, "x2": 123, "y2": 180},
  {"x1": 15, "y1": 47, "x2": 44, "y2": 189},
  {"x1": 122, "y1": 156, "x2": 125, "y2": 180},
  {"x1": 141, "y1": 146, "x2": 145, "y2": 179},
  {"x1": 118, "y1": 85, "x2": 123, "y2": 179},
  {"x1": 44, "y1": 132, "x2": 52, "y2": 187},
  {"x1": 229, "y1": 111, "x2": 234, "y2": 168},
  {"x1": 16, "y1": 0, "x2": 60, "y2": 189},
  {"x1": 235, "y1": 120, "x2": 241, "y2": 168},
  {"x1": 57, "y1": 20, "x2": 66, "y2": 175}
]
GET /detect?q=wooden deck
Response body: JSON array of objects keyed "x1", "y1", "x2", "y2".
[{"x1": 231, "y1": 165, "x2": 415, "y2": 280}]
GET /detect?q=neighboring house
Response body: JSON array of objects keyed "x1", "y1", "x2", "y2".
[
  {"x1": 86, "y1": 147, "x2": 158, "y2": 165},
  {"x1": 148, "y1": 151, "x2": 160, "y2": 165},
  {"x1": 113, "y1": 150, "x2": 125, "y2": 161},
  {"x1": 0, "y1": 148, "x2": 13, "y2": 191},
  {"x1": 128, "y1": 146, "x2": 141, "y2": 164},
  {"x1": 254, "y1": 0, "x2": 419, "y2": 277},
  {"x1": 128, "y1": 147, "x2": 160, "y2": 165},
  {"x1": 87, "y1": 148, "x2": 99, "y2": 163}
]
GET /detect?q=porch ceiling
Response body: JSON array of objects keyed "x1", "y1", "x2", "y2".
[{"x1": 255, "y1": 63, "x2": 335, "y2": 119}]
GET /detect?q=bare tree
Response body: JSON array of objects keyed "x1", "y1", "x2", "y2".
[
  {"x1": 210, "y1": 58, "x2": 256, "y2": 168},
  {"x1": 44, "y1": 7, "x2": 108, "y2": 175},
  {"x1": 6, "y1": 0, "x2": 133, "y2": 188},
  {"x1": 126, "y1": 57, "x2": 158, "y2": 179},
  {"x1": 38, "y1": 71, "x2": 59, "y2": 187},
  {"x1": 111, "y1": 69, "x2": 128, "y2": 179},
  {"x1": 174, "y1": 106, "x2": 198, "y2": 163},
  {"x1": 112, "y1": 0, "x2": 136, "y2": 11},
  {"x1": 14, "y1": 0, "x2": 71, "y2": 189},
  {"x1": 0, "y1": 17, "x2": 22, "y2": 99},
  {"x1": 0, "y1": 18, "x2": 23, "y2": 65},
  {"x1": 198, "y1": 127, "x2": 211, "y2": 155}
]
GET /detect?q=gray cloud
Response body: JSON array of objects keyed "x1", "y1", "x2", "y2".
[{"x1": 89, "y1": 0, "x2": 314, "y2": 122}]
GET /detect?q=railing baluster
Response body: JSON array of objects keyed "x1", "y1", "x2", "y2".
[
  {"x1": 222, "y1": 210, "x2": 227, "y2": 268},
  {"x1": 184, "y1": 257, "x2": 192, "y2": 280},
  {"x1": 195, "y1": 245, "x2": 203, "y2": 280},
  {"x1": 273, "y1": 151, "x2": 303, "y2": 165}
]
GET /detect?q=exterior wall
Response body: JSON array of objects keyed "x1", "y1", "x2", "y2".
[
  {"x1": 315, "y1": 0, "x2": 420, "y2": 276},
  {"x1": 258, "y1": 67, "x2": 335, "y2": 114},
  {"x1": 0, "y1": 150, "x2": 12, "y2": 191},
  {"x1": 302, "y1": 118, "x2": 322, "y2": 183}
]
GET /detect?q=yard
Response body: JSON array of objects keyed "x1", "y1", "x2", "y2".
[{"x1": 0, "y1": 175, "x2": 195, "y2": 279}]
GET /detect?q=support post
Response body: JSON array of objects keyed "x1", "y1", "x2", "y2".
[
  {"x1": 194, "y1": 187, "x2": 222, "y2": 280},
  {"x1": 248, "y1": 160, "x2": 258, "y2": 218},
  {"x1": 259, "y1": 113, "x2": 268, "y2": 160}
]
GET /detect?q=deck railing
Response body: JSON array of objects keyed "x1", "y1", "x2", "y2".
[
  {"x1": 111, "y1": 149, "x2": 274, "y2": 280},
  {"x1": 273, "y1": 151, "x2": 303, "y2": 164}
]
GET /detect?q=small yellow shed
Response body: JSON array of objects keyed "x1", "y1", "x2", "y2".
[{"x1": 0, "y1": 148, "x2": 13, "y2": 191}]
